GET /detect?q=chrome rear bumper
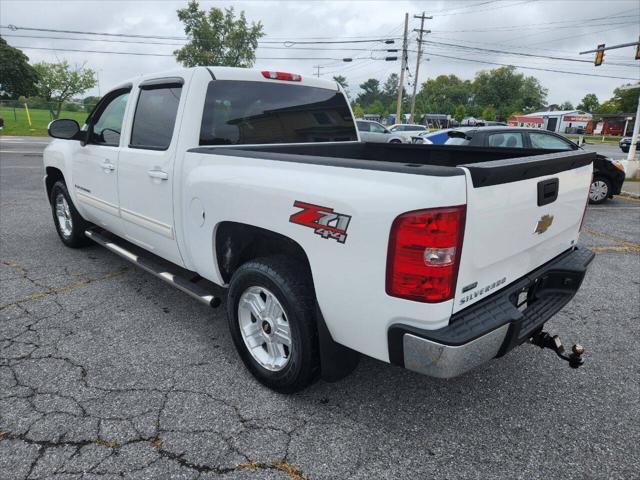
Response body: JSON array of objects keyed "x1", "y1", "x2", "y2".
[{"x1": 388, "y1": 247, "x2": 595, "y2": 378}]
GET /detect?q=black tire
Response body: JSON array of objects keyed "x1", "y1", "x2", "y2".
[
  {"x1": 226, "y1": 256, "x2": 320, "y2": 393},
  {"x1": 588, "y1": 176, "x2": 611, "y2": 205},
  {"x1": 389, "y1": 139, "x2": 402, "y2": 144},
  {"x1": 49, "y1": 181, "x2": 91, "y2": 248}
]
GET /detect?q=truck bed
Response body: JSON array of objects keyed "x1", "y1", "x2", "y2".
[{"x1": 189, "y1": 142, "x2": 595, "y2": 186}]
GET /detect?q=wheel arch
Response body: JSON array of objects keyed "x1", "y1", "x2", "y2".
[
  {"x1": 214, "y1": 221, "x2": 312, "y2": 285},
  {"x1": 214, "y1": 221, "x2": 359, "y2": 381},
  {"x1": 45, "y1": 166, "x2": 65, "y2": 201}
]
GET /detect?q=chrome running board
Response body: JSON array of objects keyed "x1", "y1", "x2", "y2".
[{"x1": 85, "y1": 228, "x2": 221, "y2": 308}]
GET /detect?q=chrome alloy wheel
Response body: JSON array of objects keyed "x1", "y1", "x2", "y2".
[
  {"x1": 55, "y1": 193, "x2": 73, "y2": 238},
  {"x1": 238, "y1": 286, "x2": 292, "y2": 371},
  {"x1": 589, "y1": 180, "x2": 608, "y2": 202}
]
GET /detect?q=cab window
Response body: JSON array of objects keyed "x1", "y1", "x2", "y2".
[
  {"x1": 529, "y1": 132, "x2": 574, "y2": 150},
  {"x1": 130, "y1": 85, "x2": 182, "y2": 150},
  {"x1": 487, "y1": 132, "x2": 523, "y2": 148},
  {"x1": 90, "y1": 92, "x2": 129, "y2": 146}
]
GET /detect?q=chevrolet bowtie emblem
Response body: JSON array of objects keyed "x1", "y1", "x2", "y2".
[{"x1": 535, "y1": 214, "x2": 554, "y2": 234}]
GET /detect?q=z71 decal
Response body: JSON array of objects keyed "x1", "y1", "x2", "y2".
[{"x1": 289, "y1": 201, "x2": 351, "y2": 244}]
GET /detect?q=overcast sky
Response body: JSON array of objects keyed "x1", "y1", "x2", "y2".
[{"x1": 1, "y1": 0, "x2": 639, "y2": 106}]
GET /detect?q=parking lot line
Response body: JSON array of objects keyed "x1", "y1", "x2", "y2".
[{"x1": 0, "y1": 266, "x2": 132, "y2": 310}]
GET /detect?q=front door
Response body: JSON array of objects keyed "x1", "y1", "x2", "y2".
[
  {"x1": 72, "y1": 89, "x2": 130, "y2": 234},
  {"x1": 117, "y1": 79, "x2": 184, "y2": 265}
]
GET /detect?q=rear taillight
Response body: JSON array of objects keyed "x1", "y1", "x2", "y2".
[
  {"x1": 261, "y1": 71, "x2": 302, "y2": 81},
  {"x1": 386, "y1": 206, "x2": 466, "y2": 303}
]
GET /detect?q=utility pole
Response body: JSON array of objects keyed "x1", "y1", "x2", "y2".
[
  {"x1": 395, "y1": 13, "x2": 409, "y2": 125},
  {"x1": 313, "y1": 65, "x2": 323, "y2": 78},
  {"x1": 410, "y1": 12, "x2": 432, "y2": 123}
]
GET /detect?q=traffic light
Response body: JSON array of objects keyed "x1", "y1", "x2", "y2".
[{"x1": 594, "y1": 44, "x2": 605, "y2": 66}]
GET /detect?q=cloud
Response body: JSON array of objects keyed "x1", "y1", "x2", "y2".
[{"x1": 1, "y1": 0, "x2": 638, "y2": 105}]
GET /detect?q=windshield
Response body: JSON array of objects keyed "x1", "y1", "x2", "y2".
[{"x1": 199, "y1": 81, "x2": 357, "y2": 145}]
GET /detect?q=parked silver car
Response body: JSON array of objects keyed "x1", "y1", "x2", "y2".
[
  {"x1": 388, "y1": 124, "x2": 427, "y2": 134},
  {"x1": 356, "y1": 120, "x2": 431, "y2": 143},
  {"x1": 356, "y1": 120, "x2": 410, "y2": 143}
]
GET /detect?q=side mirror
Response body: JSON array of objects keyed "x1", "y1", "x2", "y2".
[{"x1": 48, "y1": 119, "x2": 81, "y2": 140}]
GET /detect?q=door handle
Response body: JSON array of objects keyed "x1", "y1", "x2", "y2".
[
  {"x1": 148, "y1": 169, "x2": 169, "y2": 180},
  {"x1": 102, "y1": 161, "x2": 116, "y2": 172}
]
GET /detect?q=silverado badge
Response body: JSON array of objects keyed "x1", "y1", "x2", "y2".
[{"x1": 534, "y1": 214, "x2": 554, "y2": 234}]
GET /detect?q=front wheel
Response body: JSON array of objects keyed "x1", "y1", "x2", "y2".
[
  {"x1": 226, "y1": 256, "x2": 320, "y2": 393},
  {"x1": 389, "y1": 139, "x2": 402, "y2": 144},
  {"x1": 588, "y1": 176, "x2": 611, "y2": 204},
  {"x1": 50, "y1": 181, "x2": 91, "y2": 248}
]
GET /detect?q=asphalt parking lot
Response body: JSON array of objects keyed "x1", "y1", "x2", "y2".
[{"x1": 1, "y1": 137, "x2": 639, "y2": 480}]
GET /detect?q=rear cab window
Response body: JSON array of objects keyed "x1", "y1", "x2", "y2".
[{"x1": 200, "y1": 81, "x2": 357, "y2": 145}]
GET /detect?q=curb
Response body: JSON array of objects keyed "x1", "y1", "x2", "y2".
[{"x1": 620, "y1": 191, "x2": 640, "y2": 199}]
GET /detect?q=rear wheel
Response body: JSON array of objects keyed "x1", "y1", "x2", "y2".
[
  {"x1": 50, "y1": 181, "x2": 91, "y2": 248},
  {"x1": 226, "y1": 256, "x2": 319, "y2": 393},
  {"x1": 588, "y1": 176, "x2": 611, "y2": 204}
]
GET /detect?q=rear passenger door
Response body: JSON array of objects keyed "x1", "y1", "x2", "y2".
[
  {"x1": 117, "y1": 77, "x2": 185, "y2": 265},
  {"x1": 356, "y1": 121, "x2": 374, "y2": 142}
]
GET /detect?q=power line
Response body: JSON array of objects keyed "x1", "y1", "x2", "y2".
[
  {"x1": 0, "y1": 33, "x2": 401, "y2": 54},
  {"x1": 0, "y1": 24, "x2": 397, "y2": 45},
  {"x1": 424, "y1": 51, "x2": 639, "y2": 80},
  {"x1": 428, "y1": 9, "x2": 635, "y2": 33},
  {"x1": 9, "y1": 44, "x2": 384, "y2": 61},
  {"x1": 421, "y1": 40, "x2": 639, "y2": 67},
  {"x1": 430, "y1": 0, "x2": 535, "y2": 17}
]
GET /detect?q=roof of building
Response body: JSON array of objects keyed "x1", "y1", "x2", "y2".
[
  {"x1": 522, "y1": 109, "x2": 590, "y2": 117},
  {"x1": 510, "y1": 115, "x2": 544, "y2": 123}
]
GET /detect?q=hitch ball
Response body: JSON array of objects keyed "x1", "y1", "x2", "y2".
[{"x1": 572, "y1": 344, "x2": 585, "y2": 355}]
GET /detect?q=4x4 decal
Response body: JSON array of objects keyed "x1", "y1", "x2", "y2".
[{"x1": 289, "y1": 201, "x2": 351, "y2": 244}]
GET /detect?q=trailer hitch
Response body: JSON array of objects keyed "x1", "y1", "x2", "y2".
[{"x1": 529, "y1": 331, "x2": 585, "y2": 368}]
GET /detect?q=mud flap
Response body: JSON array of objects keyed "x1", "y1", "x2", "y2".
[{"x1": 316, "y1": 305, "x2": 360, "y2": 382}]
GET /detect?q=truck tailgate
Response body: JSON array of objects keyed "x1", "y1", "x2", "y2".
[{"x1": 453, "y1": 150, "x2": 594, "y2": 313}]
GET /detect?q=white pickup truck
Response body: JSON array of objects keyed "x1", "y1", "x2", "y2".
[{"x1": 44, "y1": 67, "x2": 594, "y2": 392}]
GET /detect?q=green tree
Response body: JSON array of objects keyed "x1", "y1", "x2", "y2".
[
  {"x1": 576, "y1": 93, "x2": 599, "y2": 112},
  {"x1": 0, "y1": 37, "x2": 39, "y2": 98},
  {"x1": 352, "y1": 102, "x2": 364, "y2": 118},
  {"x1": 609, "y1": 85, "x2": 640, "y2": 112},
  {"x1": 33, "y1": 61, "x2": 96, "y2": 119},
  {"x1": 174, "y1": 1, "x2": 264, "y2": 67},
  {"x1": 333, "y1": 75, "x2": 348, "y2": 90},
  {"x1": 594, "y1": 99, "x2": 619, "y2": 114},
  {"x1": 417, "y1": 74, "x2": 472, "y2": 116},
  {"x1": 367, "y1": 99, "x2": 385, "y2": 116},
  {"x1": 453, "y1": 104, "x2": 466, "y2": 122},
  {"x1": 333, "y1": 75, "x2": 349, "y2": 98},
  {"x1": 559, "y1": 101, "x2": 574, "y2": 110},
  {"x1": 481, "y1": 105, "x2": 496, "y2": 121},
  {"x1": 382, "y1": 73, "x2": 399, "y2": 109},
  {"x1": 355, "y1": 78, "x2": 381, "y2": 108},
  {"x1": 472, "y1": 66, "x2": 547, "y2": 119}
]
